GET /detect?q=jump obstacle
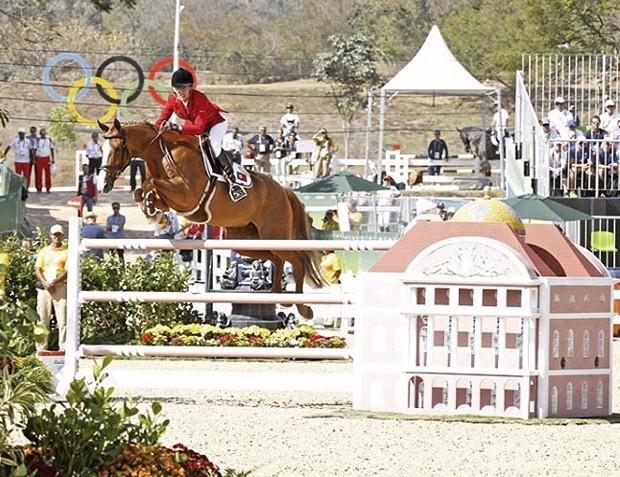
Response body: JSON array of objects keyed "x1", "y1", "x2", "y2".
[{"x1": 59, "y1": 217, "x2": 396, "y2": 392}]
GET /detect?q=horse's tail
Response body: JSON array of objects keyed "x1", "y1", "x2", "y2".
[{"x1": 285, "y1": 188, "x2": 326, "y2": 289}]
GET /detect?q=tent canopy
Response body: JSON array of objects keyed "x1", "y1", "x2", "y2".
[{"x1": 381, "y1": 25, "x2": 493, "y2": 96}]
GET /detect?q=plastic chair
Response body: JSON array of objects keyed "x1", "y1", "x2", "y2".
[{"x1": 590, "y1": 231, "x2": 617, "y2": 252}]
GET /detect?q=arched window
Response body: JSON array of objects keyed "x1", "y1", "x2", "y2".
[
  {"x1": 551, "y1": 386, "x2": 558, "y2": 415},
  {"x1": 596, "y1": 381, "x2": 604, "y2": 409},
  {"x1": 567, "y1": 329, "x2": 574, "y2": 358},
  {"x1": 419, "y1": 326, "x2": 427, "y2": 366},
  {"x1": 581, "y1": 382, "x2": 588, "y2": 409},
  {"x1": 583, "y1": 330, "x2": 590, "y2": 358},
  {"x1": 552, "y1": 330, "x2": 560, "y2": 358},
  {"x1": 598, "y1": 330, "x2": 605, "y2": 358},
  {"x1": 566, "y1": 383, "x2": 573, "y2": 411}
]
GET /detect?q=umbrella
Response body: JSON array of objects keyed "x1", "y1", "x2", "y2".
[
  {"x1": 502, "y1": 194, "x2": 592, "y2": 222},
  {"x1": 294, "y1": 171, "x2": 388, "y2": 193}
]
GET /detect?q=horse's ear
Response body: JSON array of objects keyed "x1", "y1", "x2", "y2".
[
  {"x1": 97, "y1": 120, "x2": 109, "y2": 132},
  {"x1": 113, "y1": 118, "x2": 122, "y2": 130},
  {"x1": 456, "y1": 127, "x2": 461, "y2": 132}
]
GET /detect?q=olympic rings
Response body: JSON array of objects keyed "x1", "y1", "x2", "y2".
[
  {"x1": 119, "y1": 79, "x2": 168, "y2": 121},
  {"x1": 95, "y1": 55, "x2": 145, "y2": 105},
  {"x1": 147, "y1": 58, "x2": 197, "y2": 105},
  {"x1": 67, "y1": 76, "x2": 118, "y2": 127},
  {"x1": 42, "y1": 52, "x2": 92, "y2": 102}
]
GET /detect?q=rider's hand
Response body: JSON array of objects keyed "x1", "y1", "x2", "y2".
[{"x1": 161, "y1": 121, "x2": 179, "y2": 131}]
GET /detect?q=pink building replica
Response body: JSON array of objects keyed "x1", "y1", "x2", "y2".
[{"x1": 354, "y1": 197, "x2": 613, "y2": 419}]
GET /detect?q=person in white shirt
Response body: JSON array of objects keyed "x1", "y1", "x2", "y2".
[
  {"x1": 600, "y1": 99, "x2": 620, "y2": 135},
  {"x1": 34, "y1": 128, "x2": 55, "y2": 193},
  {"x1": 540, "y1": 117, "x2": 560, "y2": 145},
  {"x1": 279, "y1": 103, "x2": 300, "y2": 137},
  {"x1": 222, "y1": 127, "x2": 244, "y2": 164},
  {"x1": 85, "y1": 132, "x2": 103, "y2": 175},
  {"x1": 492, "y1": 101, "x2": 509, "y2": 139},
  {"x1": 547, "y1": 96, "x2": 574, "y2": 139},
  {"x1": 3, "y1": 128, "x2": 32, "y2": 182}
]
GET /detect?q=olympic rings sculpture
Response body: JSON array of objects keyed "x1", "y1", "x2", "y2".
[{"x1": 42, "y1": 53, "x2": 197, "y2": 126}]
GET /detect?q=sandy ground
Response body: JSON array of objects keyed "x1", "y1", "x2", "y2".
[{"x1": 25, "y1": 191, "x2": 620, "y2": 477}]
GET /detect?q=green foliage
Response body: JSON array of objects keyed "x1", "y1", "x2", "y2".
[
  {"x1": 80, "y1": 253, "x2": 202, "y2": 344},
  {"x1": 0, "y1": 302, "x2": 48, "y2": 359},
  {"x1": 24, "y1": 356, "x2": 169, "y2": 476},
  {"x1": 47, "y1": 105, "x2": 77, "y2": 145},
  {"x1": 313, "y1": 33, "x2": 383, "y2": 155},
  {"x1": 0, "y1": 109, "x2": 9, "y2": 129}
]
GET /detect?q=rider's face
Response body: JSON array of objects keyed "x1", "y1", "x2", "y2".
[{"x1": 173, "y1": 85, "x2": 193, "y2": 101}]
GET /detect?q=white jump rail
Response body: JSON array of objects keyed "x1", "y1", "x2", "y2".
[{"x1": 60, "y1": 217, "x2": 395, "y2": 392}]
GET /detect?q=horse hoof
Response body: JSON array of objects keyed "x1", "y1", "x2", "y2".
[
  {"x1": 297, "y1": 305, "x2": 313, "y2": 321},
  {"x1": 133, "y1": 188, "x2": 144, "y2": 202}
]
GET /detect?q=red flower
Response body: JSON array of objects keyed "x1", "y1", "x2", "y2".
[{"x1": 140, "y1": 332, "x2": 154, "y2": 344}]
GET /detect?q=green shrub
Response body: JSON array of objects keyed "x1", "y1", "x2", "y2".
[{"x1": 24, "y1": 357, "x2": 169, "y2": 476}]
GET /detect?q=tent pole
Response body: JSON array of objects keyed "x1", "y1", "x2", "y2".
[
  {"x1": 497, "y1": 88, "x2": 506, "y2": 191},
  {"x1": 364, "y1": 90, "x2": 373, "y2": 178},
  {"x1": 377, "y1": 89, "x2": 386, "y2": 183}
]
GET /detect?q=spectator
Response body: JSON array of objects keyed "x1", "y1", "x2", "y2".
[
  {"x1": 178, "y1": 218, "x2": 205, "y2": 264},
  {"x1": 26, "y1": 126, "x2": 38, "y2": 188},
  {"x1": 547, "y1": 96, "x2": 574, "y2": 138},
  {"x1": 35, "y1": 224, "x2": 68, "y2": 350},
  {"x1": 567, "y1": 140, "x2": 594, "y2": 197},
  {"x1": 378, "y1": 175, "x2": 401, "y2": 231},
  {"x1": 77, "y1": 162, "x2": 98, "y2": 215},
  {"x1": 284, "y1": 132, "x2": 299, "y2": 174},
  {"x1": 247, "y1": 126, "x2": 275, "y2": 174},
  {"x1": 311, "y1": 128, "x2": 338, "y2": 179},
  {"x1": 600, "y1": 99, "x2": 620, "y2": 135},
  {"x1": 106, "y1": 202, "x2": 126, "y2": 261},
  {"x1": 34, "y1": 127, "x2": 55, "y2": 193},
  {"x1": 154, "y1": 210, "x2": 180, "y2": 239},
  {"x1": 321, "y1": 209, "x2": 340, "y2": 231},
  {"x1": 279, "y1": 103, "x2": 300, "y2": 137},
  {"x1": 82, "y1": 212, "x2": 105, "y2": 259},
  {"x1": 567, "y1": 119, "x2": 584, "y2": 140},
  {"x1": 584, "y1": 115, "x2": 607, "y2": 160},
  {"x1": 427, "y1": 130, "x2": 448, "y2": 176},
  {"x1": 222, "y1": 126, "x2": 244, "y2": 164},
  {"x1": 548, "y1": 141, "x2": 568, "y2": 196},
  {"x1": 540, "y1": 117, "x2": 560, "y2": 144},
  {"x1": 130, "y1": 157, "x2": 146, "y2": 192},
  {"x1": 3, "y1": 128, "x2": 31, "y2": 183},
  {"x1": 85, "y1": 131, "x2": 103, "y2": 175},
  {"x1": 320, "y1": 250, "x2": 342, "y2": 285},
  {"x1": 492, "y1": 100, "x2": 509, "y2": 139},
  {"x1": 597, "y1": 137, "x2": 618, "y2": 196},
  {"x1": 272, "y1": 130, "x2": 290, "y2": 181},
  {"x1": 437, "y1": 202, "x2": 449, "y2": 221},
  {"x1": 348, "y1": 200, "x2": 363, "y2": 231}
]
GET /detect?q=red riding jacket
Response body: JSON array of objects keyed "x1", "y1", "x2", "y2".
[{"x1": 155, "y1": 90, "x2": 225, "y2": 135}]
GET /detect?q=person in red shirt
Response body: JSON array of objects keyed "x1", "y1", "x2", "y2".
[{"x1": 155, "y1": 68, "x2": 246, "y2": 201}]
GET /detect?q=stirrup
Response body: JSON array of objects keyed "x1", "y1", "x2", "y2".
[{"x1": 228, "y1": 183, "x2": 247, "y2": 202}]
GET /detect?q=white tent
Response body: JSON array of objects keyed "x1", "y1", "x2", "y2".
[{"x1": 366, "y1": 25, "x2": 502, "y2": 185}]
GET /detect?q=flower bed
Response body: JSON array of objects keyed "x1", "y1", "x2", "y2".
[{"x1": 140, "y1": 324, "x2": 347, "y2": 349}]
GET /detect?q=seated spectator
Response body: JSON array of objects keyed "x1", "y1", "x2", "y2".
[
  {"x1": 321, "y1": 210, "x2": 340, "y2": 231},
  {"x1": 567, "y1": 140, "x2": 594, "y2": 196},
  {"x1": 597, "y1": 137, "x2": 619, "y2": 196},
  {"x1": 547, "y1": 96, "x2": 574, "y2": 138},
  {"x1": 600, "y1": 99, "x2": 620, "y2": 135},
  {"x1": 548, "y1": 141, "x2": 568, "y2": 196},
  {"x1": 82, "y1": 212, "x2": 105, "y2": 259},
  {"x1": 540, "y1": 117, "x2": 560, "y2": 144}
]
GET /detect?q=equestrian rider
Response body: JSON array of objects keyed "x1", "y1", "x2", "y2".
[{"x1": 155, "y1": 67, "x2": 246, "y2": 201}]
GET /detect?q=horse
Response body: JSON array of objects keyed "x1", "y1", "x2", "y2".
[
  {"x1": 456, "y1": 126, "x2": 500, "y2": 160},
  {"x1": 98, "y1": 118, "x2": 325, "y2": 319}
]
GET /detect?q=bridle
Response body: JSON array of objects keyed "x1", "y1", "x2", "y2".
[{"x1": 102, "y1": 132, "x2": 132, "y2": 181}]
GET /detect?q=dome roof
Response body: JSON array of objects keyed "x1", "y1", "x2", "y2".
[{"x1": 451, "y1": 196, "x2": 525, "y2": 234}]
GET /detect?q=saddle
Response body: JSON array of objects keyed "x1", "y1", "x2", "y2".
[{"x1": 199, "y1": 136, "x2": 252, "y2": 195}]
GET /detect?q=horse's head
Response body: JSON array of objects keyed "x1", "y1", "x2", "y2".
[{"x1": 98, "y1": 118, "x2": 132, "y2": 193}]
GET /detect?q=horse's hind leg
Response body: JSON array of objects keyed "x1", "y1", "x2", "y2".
[{"x1": 274, "y1": 251, "x2": 313, "y2": 320}]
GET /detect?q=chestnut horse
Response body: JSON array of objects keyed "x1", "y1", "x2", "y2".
[{"x1": 98, "y1": 119, "x2": 324, "y2": 319}]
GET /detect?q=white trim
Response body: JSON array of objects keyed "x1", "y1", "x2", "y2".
[
  {"x1": 547, "y1": 369, "x2": 611, "y2": 376},
  {"x1": 402, "y1": 367, "x2": 536, "y2": 377}
]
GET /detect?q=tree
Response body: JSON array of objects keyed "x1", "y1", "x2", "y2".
[
  {"x1": 313, "y1": 34, "x2": 383, "y2": 158},
  {"x1": 47, "y1": 105, "x2": 77, "y2": 145}
]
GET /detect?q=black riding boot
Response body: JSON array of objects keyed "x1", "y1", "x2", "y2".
[{"x1": 216, "y1": 151, "x2": 247, "y2": 201}]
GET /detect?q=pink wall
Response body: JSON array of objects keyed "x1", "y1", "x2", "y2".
[
  {"x1": 548, "y1": 318, "x2": 610, "y2": 371},
  {"x1": 549, "y1": 285, "x2": 611, "y2": 314}
]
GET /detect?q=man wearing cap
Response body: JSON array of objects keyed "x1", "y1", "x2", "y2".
[
  {"x1": 567, "y1": 119, "x2": 584, "y2": 140},
  {"x1": 600, "y1": 99, "x2": 620, "y2": 134},
  {"x1": 35, "y1": 224, "x2": 68, "y2": 350},
  {"x1": 311, "y1": 128, "x2": 338, "y2": 179},
  {"x1": 279, "y1": 103, "x2": 300, "y2": 137},
  {"x1": 547, "y1": 96, "x2": 574, "y2": 138},
  {"x1": 82, "y1": 212, "x2": 105, "y2": 260},
  {"x1": 540, "y1": 117, "x2": 560, "y2": 144},
  {"x1": 3, "y1": 128, "x2": 31, "y2": 183},
  {"x1": 156, "y1": 67, "x2": 247, "y2": 201}
]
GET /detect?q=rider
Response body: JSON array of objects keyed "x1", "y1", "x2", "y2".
[{"x1": 155, "y1": 67, "x2": 246, "y2": 201}]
